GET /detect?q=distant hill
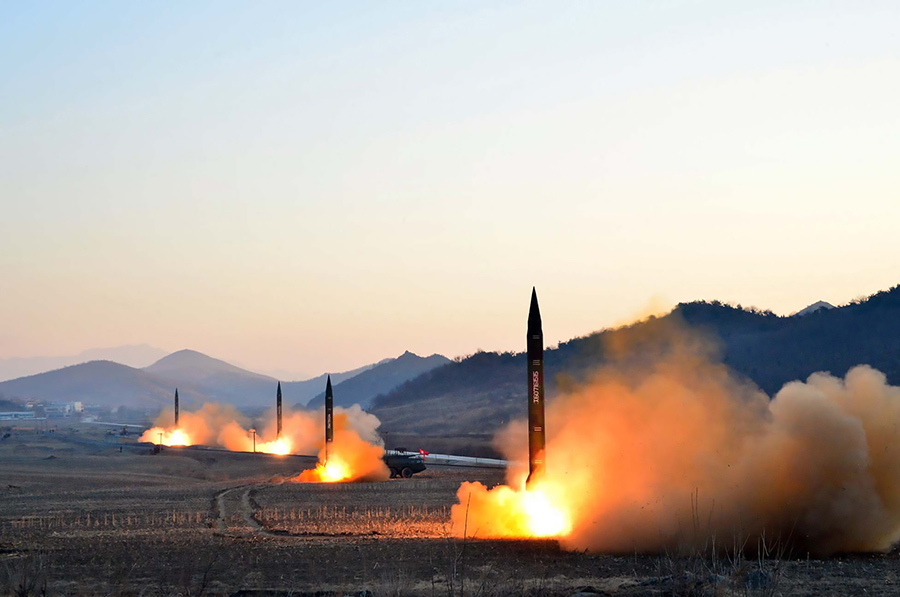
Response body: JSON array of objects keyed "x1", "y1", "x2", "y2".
[
  {"x1": 683, "y1": 288, "x2": 900, "y2": 395},
  {"x1": 283, "y1": 360, "x2": 389, "y2": 407},
  {"x1": 370, "y1": 285, "x2": 900, "y2": 457},
  {"x1": 143, "y1": 350, "x2": 392, "y2": 408},
  {"x1": 0, "y1": 344, "x2": 167, "y2": 382},
  {"x1": 143, "y1": 349, "x2": 277, "y2": 407},
  {"x1": 304, "y1": 351, "x2": 451, "y2": 409},
  {"x1": 794, "y1": 300, "x2": 835, "y2": 317},
  {"x1": 0, "y1": 361, "x2": 208, "y2": 409},
  {"x1": 0, "y1": 348, "x2": 394, "y2": 412}
]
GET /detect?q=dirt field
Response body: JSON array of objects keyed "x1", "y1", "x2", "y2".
[{"x1": 1, "y1": 427, "x2": 899, "y2": 596}]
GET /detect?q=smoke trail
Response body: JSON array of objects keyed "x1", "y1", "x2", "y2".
[{"x1": 454, "y1": 322, "x2": 900, "y2": 556}]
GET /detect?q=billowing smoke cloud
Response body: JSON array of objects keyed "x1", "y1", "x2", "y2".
[
  {"x1": 455, "y1": 322, "x2": 900, "y2": 556},
  {"x1": 141, "y1": 402, "x2": 387, "y2": 478},
  {"x1": 218, "y1": 404, "x2": 383, "y2": 456},
  {"x1": 291, "y1": 418, "x2": 390, "y2": 483},
  {"x1": 140, "y1": 402, "x2": 246, "y2": 446}
]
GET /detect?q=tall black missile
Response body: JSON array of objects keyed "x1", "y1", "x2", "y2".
[
  {"x1": 526, "y1": 287, "x2": 545, "y2": 487},
  {"x1": 276, "y1": 382, "x2": 283, "y2": 438},
  {"x1": 174, "y1": 388, "x2": 180, "y2": 427},
  {"x1": 325, "y1": 375, "x2": 334, "y2": 462}
]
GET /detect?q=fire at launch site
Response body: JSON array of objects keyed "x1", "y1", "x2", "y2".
[
  {"x1": 129, "y1": 289, "x2": 900, "y2": 557},
  {"x1": 140, "y1": 373, "x2": 389, "y2": 483}
]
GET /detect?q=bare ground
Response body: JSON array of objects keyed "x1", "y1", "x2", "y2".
[{"x1": 1, "y1": 427, "x2": 899, "y2": 596}]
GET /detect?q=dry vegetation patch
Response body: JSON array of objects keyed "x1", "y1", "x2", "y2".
[{"x1": 1, "y1": 431, "x2": 899, "y2": 595}]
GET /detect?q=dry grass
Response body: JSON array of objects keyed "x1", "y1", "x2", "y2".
[
  {"x1": 254, "y1": 503, "x2": 451, "y2": 537},
  {"x1": 1, "y1": 430, "x2": 898, "y2": 596}
]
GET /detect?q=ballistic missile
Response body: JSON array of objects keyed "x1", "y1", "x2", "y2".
[
  {"x1": 276, "y1": 382, "x2": 283, "y2": 437},
  {"x1": 325, "y1": 375, "x2": 334, "y2": 462},
  {"x1": 174, "y1": 388, "x2": 180, "y2": 427},
  {"x1": 526, "y1": 287, "x2": 545, "y2": 487}
]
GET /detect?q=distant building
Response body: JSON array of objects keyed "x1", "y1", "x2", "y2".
[
  {"x1": 44, "y1": 406, "x2": 66, "y2": 418},
  {"x1": 0, "y1": 411, "x2": 36, "y2": 420}
]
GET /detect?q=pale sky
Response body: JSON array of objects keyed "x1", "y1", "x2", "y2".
[{"x1": 2, "y1": 1, "x2": 899, "y2": 378}]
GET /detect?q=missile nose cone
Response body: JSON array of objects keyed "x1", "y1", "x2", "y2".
[
  {"x1": 528, "y1": 287, "x2": 542, "y2": 333},
  {"x1": 326, "y1": 375, "x2": 332, "y2": 396},
  {"x1": 277, "y1": 381, "x2": 282, "y2": 397},
  {"x1": 175, "y1": 388, "x2": 179, "y2": 399}
]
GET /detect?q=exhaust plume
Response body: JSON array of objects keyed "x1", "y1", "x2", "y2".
[
  {"x1": 141, "y1": 402, "x2": 246, "y2": 446},
  {"x1": 141, "y1": 398, "x2": 386, "y2": 470},
  {"x1": 454, "y1": 322, "x2": 900, "y2": 556},
  {"x1": 291, "y1": 409, "x2": 390, "y2": 483}
]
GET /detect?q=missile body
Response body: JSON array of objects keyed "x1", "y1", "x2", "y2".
[
  {"x1": 276, "y1": 382, "x2": 283, "y2": 437},
  {"x1": 526, "y1": 288, "x2": 545, "y2": 487},
  {"x1": 174, "y1": 388, "x2": 180, "y2": 427},
  {"x1": 325, "y1": 375, "x2": 334, "y2": 462}
]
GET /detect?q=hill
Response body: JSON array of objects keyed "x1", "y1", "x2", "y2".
[
  {"x1": 143, "y1": 349, "x2": 277, "y2": 407},
  {"x1": 688, "y1": 287, "x2": 900, "y2": 395},
  {"x1": 794, "y1": 300, "x2": 834, "y2": 316},
  {"x1": 304, "y1": 351, "x2": 451, "y2": 409},
  {"x1": 0, "y1": 344, "x2": 167, "y2": 383},
  {"x1": 0, "y1": 361, "x2": 209, "y2": 409},
  {"x1": 370, "y1": 285, "x2": 900, "y2": 456},
  {"x1": 143, "y1": 350, "x2": 394, "y2": 408},
  {"x1": 0, "y1": 349, "x2": 404, "y2": 413},
  {"x1": 283, "y1": 360, "x2": 388, "y2": 406}
]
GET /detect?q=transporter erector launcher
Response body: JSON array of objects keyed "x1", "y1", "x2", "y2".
[
  {"x1": 174, "y1": 388, "x2": 180, "y2": 427},
  {"x1": 276, "y1": 381, "x2": 283, "y2": 437},
  {"x1": 526, "y1": 287, "x2": 545, "y2": 488},
  {"x1": 325, "y1": 375, "x2": 334, "y2": 462}
]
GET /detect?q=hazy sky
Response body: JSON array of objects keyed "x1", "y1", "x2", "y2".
[{"x1": 2, "y1": 1, "x2": 899, "y2": 378}]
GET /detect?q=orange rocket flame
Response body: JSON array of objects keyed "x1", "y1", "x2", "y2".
[
  {"x1": 255, "y1": 436, "x2": 293, "y2": 456},
  {"x1": 141, "y1": 402, "x2": 247, "y2": 447},
  {"x1": 453, "y1": 314, "x2": 900, "y2": 556},
  {"x1": 290, "y1": 426, "x2": 390, "y2": 484},
  {"x1": 215, "y1": 419, "x2": 295, "y2": 455},
  {"x1": 140, "y1": 402, "x2": 389, "y2": 484},
  {"x1": 295, "y1": 455, "x2": 352, "y2": 483},
  {"x1": 141, "y1": 426, "x2": 193, "y2": 446},
  {"x1": 522, "y1": 486, "x2": 572, "y2": 537},
  {"x1": 453, "y1": 474, "x2": 572, "y2": 539}
]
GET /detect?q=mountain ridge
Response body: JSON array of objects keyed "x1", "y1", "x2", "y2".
[
  {"x1": 794, "y1": 300, "x2": 835, "y2": 317},
  {"x1": 369, "y1": 284, "x2": 900, "y2": 456},
  {"x1": 0, "y1": 360, "x2": 208, "y2": 409},
  {"x1": 0, "y1": 344, "x2": 168, "y2": 383},
  {"x1": 304, "y1": 351, "x2": 451, "y2": 410},
  {"x1": 0, "y1": 348, "x2": 447, "y2": 412}
]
